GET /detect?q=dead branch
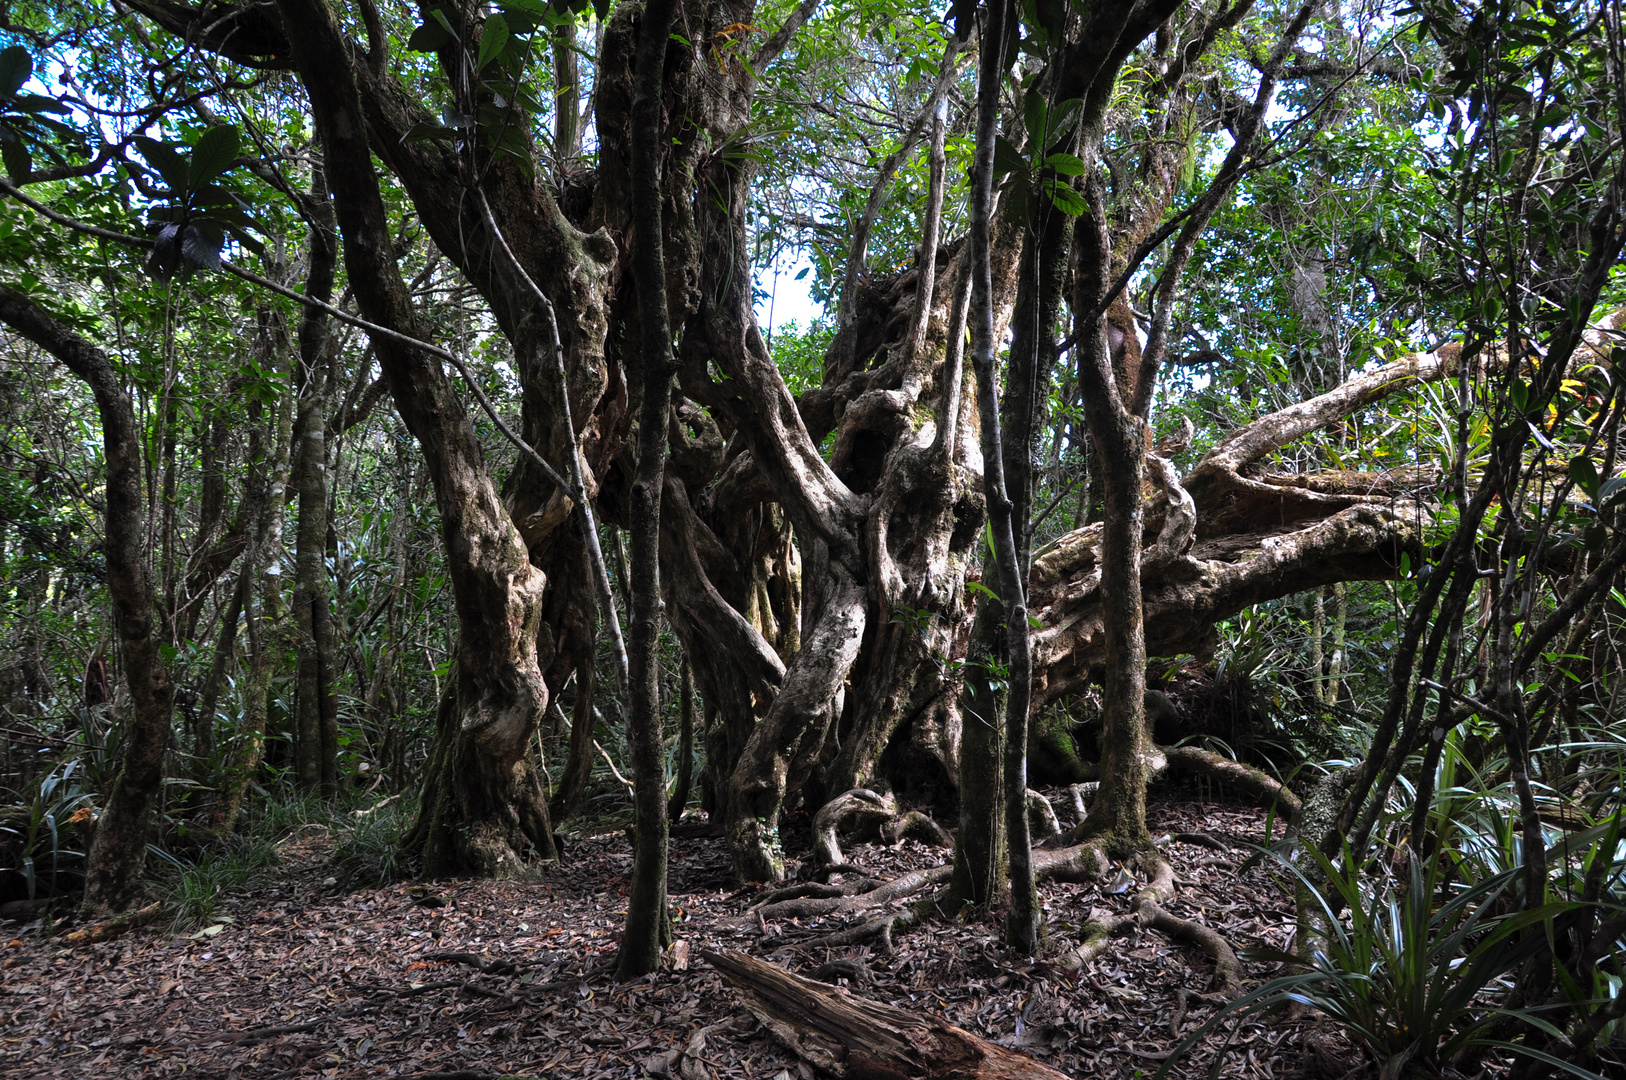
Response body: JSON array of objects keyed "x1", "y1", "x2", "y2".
[
  {"x1": 56, "y1": 901, "x2": 162, "y2": 946},
  {"x1": 703, "y1": 948, "x2": 1072, "y2": 1080}
]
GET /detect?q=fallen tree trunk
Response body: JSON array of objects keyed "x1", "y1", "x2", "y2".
[{"x1": 703, "y1": 948, "x2": 1071, "y2": 1080}]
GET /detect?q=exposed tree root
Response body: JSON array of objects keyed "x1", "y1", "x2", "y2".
[
  {"x1": 813, "y1": 788, "x2": 953, "y2": 868},
  {"x1": 880, "y1": 809, "x2": 954, "y2": 849},
  {"x1": 1162, "y1": 745, "x2": 1301, "y2": 822},
  {"x1": 1066, "y1": 783, "x2": 1098, "y2": 817},
  {"x1": 1161, "y1": 831, "x2": 1232, "y2": 851},
  {"x1": 1033, "y1": 838, "x2": 1111, "y2": 881},
  {"x1": 813, "y1": 958, "x2": 875, "y2": 985},
  {"x1": 1026, "y1": 789, "x2": 1062, "y2": 841},
  {"x1": 733, "y1": 864, "x2": 953, "y2": 928},
  {"x1": 803, "y1": 908, "x2": 920, "y2": 954},
  {"x1": 813, "y1": 789, "x2": 898, "y2": 866},
  {"x1": 786, "y1": 796, "x2": 1245, "y2": 996},
  {"x1": 56, "y1": 901, "x2": 163, "y2": 946}
]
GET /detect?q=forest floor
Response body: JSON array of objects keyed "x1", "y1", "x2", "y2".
[{"x1": 0, "y1": 787, "x2": 1371, "y2": 1080}]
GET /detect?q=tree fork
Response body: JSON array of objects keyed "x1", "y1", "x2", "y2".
[{"x1": 273, "y1": 0, "x2": 555, "y2": 876}]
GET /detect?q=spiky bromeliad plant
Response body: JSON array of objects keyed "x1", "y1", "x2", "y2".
[{"x1": 1159, "y1": 836, "x2": 1615, "y2": 1080}]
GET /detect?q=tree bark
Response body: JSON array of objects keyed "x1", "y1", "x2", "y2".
[
  {"x1": 667, "y1": 658, "x2": 695, "y2": 822},
  {"x1": 618, "y1": 0, "x2": 683, "y2": 979},
  {"x1": 290, "y1": 164, "x2": 341, "y2": 797},
  {"x1": 0, "y1": 284, "x2": 174, "y2": 917},
  {"x1": 200, "y1": 327, "x2": 296, "y2": 831},
  {"x1": 272, "y1": 0, "x2": 556, "y2": 876},
  {"x1": 705, "y1": 949, "x2": 1071, "y2": 1080},
  {"x1": 1070, "y1": 187, "x2": 1154, "y2": 854},
  {"x1": 964, "y1": 0, "x2": 1039, "y2": 955}
]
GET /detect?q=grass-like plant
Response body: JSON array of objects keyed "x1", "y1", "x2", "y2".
[
  {"x1": 0, "y1": 759, "x2": 92, "y2": 901},
  {"x1": 329, "y1": 795, "x2": 417, "y2": 889},
  {"x1": 1159, "y1": 839, "x2": 1611, "y2": 1080}
]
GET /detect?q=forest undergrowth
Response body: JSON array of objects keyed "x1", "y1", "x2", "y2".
[{"x1": 1, "y1": 785, "x2": 1373, "y2": 1080}]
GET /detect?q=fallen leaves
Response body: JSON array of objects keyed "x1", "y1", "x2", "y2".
[{"x1": 0, "y1": 793, "x2": 1326, "y2": 1079}]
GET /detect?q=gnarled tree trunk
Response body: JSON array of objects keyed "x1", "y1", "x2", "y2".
[
  {"x1": 0, "y1": 285, "x2": 174, "y2": 917},
  {"x1": 272, "y1": 0, "x2": 556, "y2": 875}
]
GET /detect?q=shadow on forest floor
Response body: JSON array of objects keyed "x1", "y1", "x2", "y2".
[{"x1": 0, "y1": 790, "x2": 1384, "y2": 1079}]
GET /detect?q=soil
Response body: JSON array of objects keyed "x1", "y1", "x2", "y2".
[{"x1": 0, "y1": 789, "x2": 1366, "y2": 1079}]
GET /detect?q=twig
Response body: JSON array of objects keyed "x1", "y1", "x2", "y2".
[{"x1": 594, "y1": 739, "x2": 635, "y2": 791}]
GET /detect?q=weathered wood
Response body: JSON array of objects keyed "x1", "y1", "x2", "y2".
[
  {"x1": 57, "y1": 901, "x2": 163, "y2": 946},
  {"x1": 702, "y1": 949, "x2": 1070, "y2": 1080}
]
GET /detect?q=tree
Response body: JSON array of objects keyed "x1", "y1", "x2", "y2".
[
  {"x1": 3, "y1": 20, "x2": 1622, "y2": 1068},
  {"x1": 0, "y1": 285, "x2": 174, "y2": 916}
]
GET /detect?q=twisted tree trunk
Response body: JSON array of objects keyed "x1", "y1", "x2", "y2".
[
  {"x1": 273, "y1": 0, "x2": 555, "y2": 875},
  {"x1": 0, "y1": 285, "x2": 174, "y2": 917}
]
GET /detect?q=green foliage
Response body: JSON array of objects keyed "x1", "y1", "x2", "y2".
[
  {"x1": 1163, "y1": 838, "x2": 1616, "y2": 1080},
  {"x1": 0, "y1": 759, "x2": 91, "y2": 900},
  {"x1": 131, "y1": 125, "x2": 265, "y2": 278},
  {"x1": 768, "y1": 316, "x2": 834, "y2": 394},
  {"x1": 150, "y1": 832, "x2": 278, "y2": 931},
  {"x1": 0, "y1": 46, "x2": 78, "y2": 181},
  {"x1": 330, "y1": 796, "x2": 419, "y2": 889}
]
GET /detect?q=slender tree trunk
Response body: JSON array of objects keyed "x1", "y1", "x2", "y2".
[
  {"x1": 617, "y1": 0, "x2": 683, "y2": 979},
  {"x1": 962, "y1": 0, "x2": 1039, "y2": 955},
  {"x1": 949, "y1": 602, "x2": 1007, "y2": 910},
  {"x1": 1310, "y1": 587, "x2": 1326, "y2": 704},
  {"x1": 291, "y1": 165, "x2": 341, "y2": 797},
  {"x1": 213, "y1": 384, "x2": 296, "y2": 831},
  {"x1": 667, "y1": 657, "x2": 694, "y2": 822},
  {"x1": 1071, "y1": 188, "x2": 1155, "y2": 855},
  {"x1": 193, "y1": 560, "x2": 245, "y2": 778},
  {"x1": 548, "y1": 650, "x2": 597, "y2": 821},
  {"x1": 553, "y1": 18, "x2": 581, "y2": 163},
  {"x1": 1327, "y1": 580, "x2": 1347, "y2": 705},
  {"x1": 0, "y1": 285, "x2": 174, "y2": 917}
]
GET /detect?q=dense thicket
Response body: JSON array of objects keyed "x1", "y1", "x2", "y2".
[{"x1": 1, "y1": 0, "x2": 1624, "y2": 1071}]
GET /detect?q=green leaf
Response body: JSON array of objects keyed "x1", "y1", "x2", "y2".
[
  {"x1": 188, "y1": 125, "x2": 240, "y2": 186},
  {"x1": 11, "y1": 92, "x2": 68, "y2": 115},
  {"x1": 1044, "y1": 178, "x2": 1086, "y2": 216},
  {"x1": 1023, "y1": 90, "x2": 1048, "y2": 147},
  {"x1": 181, "y1": 220, "x2": 225, "y2": 272},
  {"x1": 0, "y1": 46, "x2": 31, "y2": 100},
  {"x1": 1568, "y1": 456, "x2": 1600, "y2": 499},
  {"x1": 1048, "y1": 98, "x2": 1082, "y2": 140},
  {"x1": 1508, "y1": 378, "x2": 1529, "y2": 413},
  {"x1": 430, "y1": 7, "x2": 459, "y2": 38},
  {"x1": 0, "y1": 137, "x2": 30, "y2": 181},
  {"x1": 400, "y1": 121, "x2": 456, "y2": 144},
  {"x1": 993, "y1": 134, "x2": 1028, "y2": 178},
  {"x1": 407, "y1": 20, "x2": 454, "y2": 51},
  {"x1": 131, "y1": 135, "x2": 190, "y2": 193},
  {"x1": 1043, "y1": 152, "x2": 1085, "y2": 176},
  {"x1": 476, "y1": 12, "x2": 511, "y2": 70},
  {"x1": 966, "y1": 580, "x2": 999, "y2": 602}
]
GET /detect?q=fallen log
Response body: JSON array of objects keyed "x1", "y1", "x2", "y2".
[
  {"x1": 702, "y1": 948, "x2": 1070, "y2": 1080},
  {"x1": 56, "y1": 901, "x2": 163, "y2": 946}
]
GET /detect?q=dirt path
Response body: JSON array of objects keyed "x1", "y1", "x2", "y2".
[{"x1": 0, "y1": 794, "x2": 1340, "y2": 1079}]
